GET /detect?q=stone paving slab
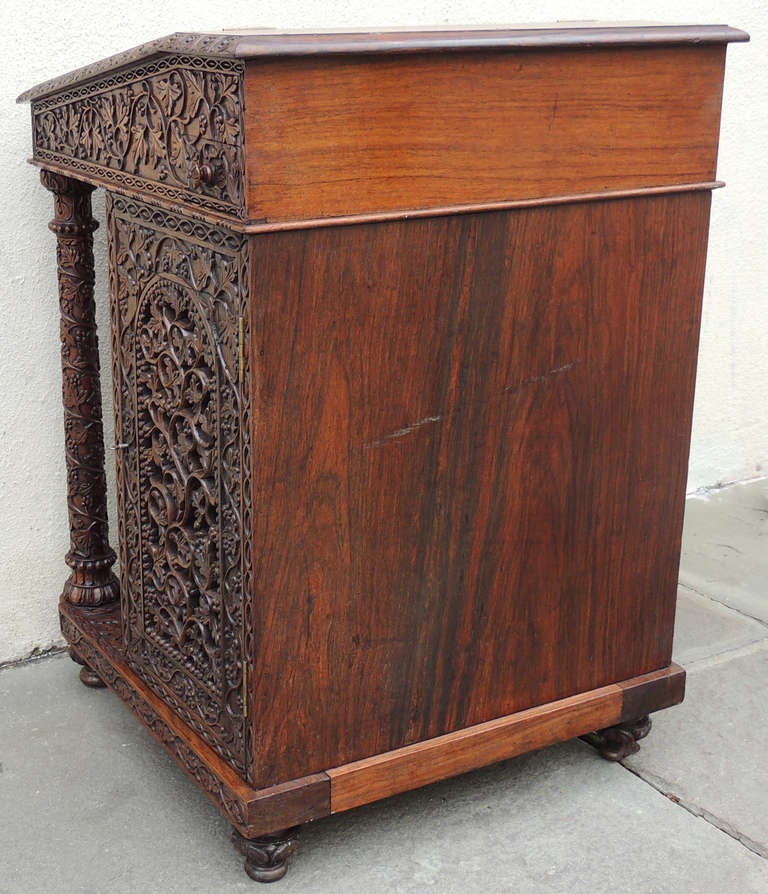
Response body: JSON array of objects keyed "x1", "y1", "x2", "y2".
[
  {"x1": 625, "y1": 645, "x2": 768, "y2": 860},
  {"x1": 2, "y1": 655, "x2": 768, "y2": 893},
  {"x1": 673, "y1": 585, "x2": 768, "y2": 666},
  {"x1": 680, "y1": 479, "x2": 768, "y2": 623}
]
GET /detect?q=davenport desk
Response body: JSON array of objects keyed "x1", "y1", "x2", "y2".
[{"x1": 19, "y1": 24, "x2": 748, "y2": 881}]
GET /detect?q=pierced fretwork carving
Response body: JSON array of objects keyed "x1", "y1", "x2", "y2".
[{"x1": 107, "y1": 193, "x2": 251, "y2": 777}]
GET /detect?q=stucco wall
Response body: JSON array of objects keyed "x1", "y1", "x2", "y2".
[{"x1": 1, "y1": 1, "x2": 765, "y2": 664}]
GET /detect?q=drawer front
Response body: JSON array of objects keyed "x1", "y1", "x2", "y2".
[
  {"x1": 107, "y1": 193, "x2": 252, "y2": 777},
  {"x1": 32, "y1": 54, "x2": 245, "y2": 218},
  {"x1": 245, "y1": 45, "x2": 726, "y2": 225}
]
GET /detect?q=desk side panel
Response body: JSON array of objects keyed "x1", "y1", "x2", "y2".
[
  {"x1": 244, "y1": 46, "x2": 725, "y2": 224},
  {"x1": 247, "y1": 191, "x2": 710, "y2": 788}
]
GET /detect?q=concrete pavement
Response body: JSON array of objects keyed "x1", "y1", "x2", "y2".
[{"x1": 2, "y1": 479, "x2": 767, "y2": 893}]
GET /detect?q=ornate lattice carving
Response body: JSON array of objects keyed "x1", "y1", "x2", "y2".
[
  {"x1": 32, "y1": 55, "x2": 244, "y2": 217},
  {"x1": 60, "y1": 607, "x2": 248, "y2": 827},
  {"x1": 107, "y1": 192, "x2": 250, "y2": 776},
  {"x1": 41, "y1": 171, "x2": 120, "y2": 607}
]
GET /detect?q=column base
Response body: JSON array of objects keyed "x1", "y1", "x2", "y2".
[{"x1": 62, "y1": 550, "x2": 120, "y2": 608}]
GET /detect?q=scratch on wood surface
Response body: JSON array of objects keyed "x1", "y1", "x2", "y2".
[
  {"x1": 503, "y1": 361, "x2": 579, "y2": 394},
  {"x1": 366, "y1": 415, "x2": 443, "y2": 449},
  {"x1": 366, "y1": 362, "x2": 579, "y2": 449}
]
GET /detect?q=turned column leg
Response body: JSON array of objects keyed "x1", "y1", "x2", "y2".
[
  {"x1": 231, "y1": 827, "x2": 300, "y2": 883},
  {"x1": 580, "y1": 715, "x2": 652, "y2": 761},
  {"x1": 41, "y1": 171, "x2": 119, "y2": 614}
]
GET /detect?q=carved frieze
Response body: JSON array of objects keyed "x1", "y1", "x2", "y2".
[
  {"x1": 32, "y1": 56, "x2": 245, "y2": 217},
  {"x1": 107, "y1": 193, "x2": 251, "y2": 777}
]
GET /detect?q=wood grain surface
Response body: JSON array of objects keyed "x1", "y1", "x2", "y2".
[
  {"x1": 327, "y1": 683, "x2": 622, "y2": 813},
  {"x1": 247, "y1": 191, "x2": 710, "y2": 788},
  {"x1": 327, "y1": 661, "x2": 685, "y2": 813},
  {"x1": 620, "y1": 662, "x2": 686, "y2": 722},
  {"x1": 18, "y1": 25, "x2": 747, "y2": 104},
  {"x1": 59, "y1": 599, "x2": 686, "y2": 833},
  {"x1": 245, "y1": 46, "x2": 725, "y2": 224}
]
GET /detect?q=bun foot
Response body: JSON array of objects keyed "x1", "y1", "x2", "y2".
[
  {"x1": 232, "y1": 827, "x2": 300, "y2": 883},
  {"x1": 580, "y1": 715, "x2": 652, "y2": 761},
  {"x1": 69, "y1": 647, "x2": 106, "y2": 688}
]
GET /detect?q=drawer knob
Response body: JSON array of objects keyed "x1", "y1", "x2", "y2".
[{"x1": 189, "y1": 159, "x2": 223, "y2": 189}]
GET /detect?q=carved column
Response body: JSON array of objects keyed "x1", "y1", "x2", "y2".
[{"x1": 41, "y1": 171, "x2": 119, "y2": 607}]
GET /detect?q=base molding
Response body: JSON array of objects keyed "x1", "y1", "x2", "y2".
[{"x1": 60, "y1": 600, "x2": 684, "y2": 834}]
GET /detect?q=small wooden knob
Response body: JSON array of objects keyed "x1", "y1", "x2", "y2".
[{"x1": 190, "y1": 161, "x2": 217, "y2": 188}]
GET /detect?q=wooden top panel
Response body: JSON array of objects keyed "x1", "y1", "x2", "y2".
[
  {"x1": 230, "y1": 24, "x2": 748, "y2": 57},
  {"x1": 17, "y1": 24, "x2": 747, "y2": 103},
  {"x1": 245, "y1": 46, "x2": 727, "y2": 224}
]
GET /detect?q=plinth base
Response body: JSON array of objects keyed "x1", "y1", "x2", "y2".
[{"x1": 59, "y1": 599, "x2": 685, "y2": 841}]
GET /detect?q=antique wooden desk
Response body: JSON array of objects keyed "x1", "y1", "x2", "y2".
[{"x1": 20, "y1": 24, "x2": 747, "y2": 882}]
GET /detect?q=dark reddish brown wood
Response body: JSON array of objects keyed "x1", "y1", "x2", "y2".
[
  {"x1": 232, "y1": 827, "x2": 300, "y2": 883},
  {"x1": 231, "y1": 24, "x2": 749, "y2": 57},
  {"x1": 21, "y1": 26, "x2": 746, "y2": 881},
  {"x1": 580, "y1": 716, "x2": 652, "y2": 761},
  {"x1": 328, "y1": 659, "x2": 684, "y2": 812},
  {"x1": 245, "y1": 47, "x2": 726, "y2": 224},
  {"x1": 40, "y1": 171, "x2": 119, "y2": 608},
  {"x1": 328, "y1": 682, "x2": 624, "y2": 813},
  {"x1": 16, "y1": 24, "x2": 748, "y2": 105},
  {"x1": 620, "y1": 662, "x2": 687, "y2": 721},
  {"x1": 240, "y1": 182, "x2": 723, "y2": 234},
  {"x1": 69, "y1": 646, "x2": 106, "y2": 688},
  {"x1": 249, "y1": 191, "x2": 709, "y2": 787}
]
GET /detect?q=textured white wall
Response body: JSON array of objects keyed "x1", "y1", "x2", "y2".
[{"x1": 1, "y1": 1, "x2": 765, "y2": 663}]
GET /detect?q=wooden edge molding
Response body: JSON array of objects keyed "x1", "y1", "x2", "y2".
[
  {"x1": 17, "y1": 25, "x2": 749, "y2": 102},
  {"x1": 59, "y1": 602, "x2": 331, "y2": 838},
  {"x1": 327, "y1": 663, "x2": 686, "y2": 814},
  {"x1": 327, "y1": 686, "x2": 622, "y2": 813},
  {"x1": 24, "y1": 163, "x2": 724, "y2": 236},
  {"x1": 620, "y1": 662, "x2": 686, "y2": 722},
  {"x1": 59, "y1": 599, "x2": 686, "y2": 834},
  {"x1": 241, "y1": 182, "x2": 726, "y2": 233},
  {"x1": 231, "y1": 25, "x2": 749, "y2": 58}
]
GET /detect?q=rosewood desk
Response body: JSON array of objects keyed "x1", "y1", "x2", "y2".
[{"x1": 19, "y1": 24, "x2": 748, "y2": 881}]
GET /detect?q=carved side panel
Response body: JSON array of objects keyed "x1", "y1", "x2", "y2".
[
  {"x1": 32, "y1": 55, "x2": 245, "y2": 217},
  {"x1": 107, "y1": 193, "x2": 251, "y2": 777}
]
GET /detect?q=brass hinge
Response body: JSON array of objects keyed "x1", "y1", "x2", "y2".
[
  {"x1": 238, "y1": 316, "x2": 245, "y2": 383},
  {"x1": 242, "y1": 660, "x2": 248, "y2": 717}
]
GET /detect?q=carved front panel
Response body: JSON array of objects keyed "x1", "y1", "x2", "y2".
[
  {"x1": 107, "y1": 193, "x2": 251, "y2": 777},
  {"x1": 33, "y1": 55, "x2": 245, "y2": 218}
]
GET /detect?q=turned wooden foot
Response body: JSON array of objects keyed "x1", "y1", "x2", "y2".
[
  {"x1": 69, "y1": 647, "x2": 106, "y2": 688},
  {"x1": 580, "y1": 715, "x2": 652, "y2": 761},
  {"x1": 232, "y1": 827, "x2": 300, "y2": 883}
]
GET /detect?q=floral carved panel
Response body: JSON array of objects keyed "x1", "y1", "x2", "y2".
[
  {"x1": 32, "y1": 56, "x2": 245, "y2": 217},
  {"x1": 107, "y1": 193, "x2": 252, "y2": 777}
]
